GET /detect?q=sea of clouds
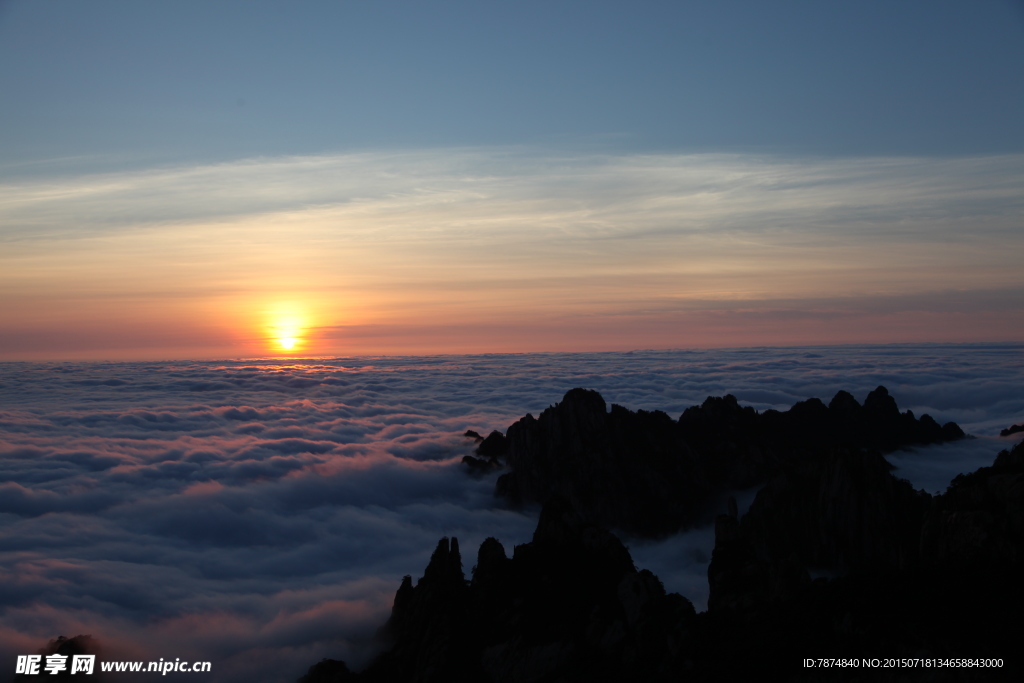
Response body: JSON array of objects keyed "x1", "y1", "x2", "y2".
[{"x1": 1, "y1": 345, "x2": 1022, "y2": 681}]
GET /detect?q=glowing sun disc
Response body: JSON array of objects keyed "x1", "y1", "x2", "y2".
[{"x1": 278, "y1": 337, "x2": 298, "y2": 351}]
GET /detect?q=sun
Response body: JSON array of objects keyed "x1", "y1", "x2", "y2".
[
  {"x1": 262, "y1": 303, "x2": 310, "y2": 355},
  {"x1": 271, "y1": 328, "x2": 303, "y2": 353}
]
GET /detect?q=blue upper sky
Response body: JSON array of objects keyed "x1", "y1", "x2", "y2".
[
  {"x1": 2, "y1": 1, "x2": 1023, "y2": 359},
  {"x1": 2, "y1": 0, "x2": 1022, "y2": 170}
]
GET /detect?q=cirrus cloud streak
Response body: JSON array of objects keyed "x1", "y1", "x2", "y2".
[{"x1": 1, "y1": 150, "x2": 1021, "y2": 359}]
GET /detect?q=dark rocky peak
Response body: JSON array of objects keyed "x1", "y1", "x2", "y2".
[
  {"x1": 382, "y1": 539, "x2": 467, "y2": 644},
  {"x1": 1001, "y1": 422, "x2": 1024, "y2": 437},
  {"x1": 498, "y1": 390, "x2": 706, "y2": 536},
  {"x1": 940, "y1": 420, "x2": 966, "y2": 440},
  {"x1": 501, "y1": 389, "x2": 613, "y2": 477},
  {"x1": 678, "y1": 394, "x2": 757, "y2": 433},
  {"x1": 533, "y1": 388, "x2": 611, "y2": 452},
  {"x1": 307, "y1": 496, "x2": 699, "y2": 682},
  {"x1": 697, "y1": 393, "x2": 743, "y2": 416},
  {"x1": 863, "y1": 385, "x2": 900, "y2": 418},
  {"x1": 804, "y1": 385, "x2": 962, "y2": 451},
  {"x1": 470, "y1": 537, "x2": 511, "y2": 590},
  {"x1": 391, "y1": 575, "x2": 414, "y2": 617},
  {"x1": 786, "y1": 396, "x2": 828, "y2": 420},
  {"x1": 462, "y1": 430, "x2": 507, "y2": 475},
  {"x1": 777, "y1": 397, "x2": 831, "y2": 443},
  {"x1": 475, "y1": 430, "x2": 508, "y2": 457},
  {"x1": 372, "y1": 536, "x2": 476, "y2": 683},
  {"x1": 495, "y1": 386, "x2": 966, "y2": 539},
  {"x1": 609, "y1": 403, "x2": 675, "y2": 429},
  {"x1": 559, "y1": 386, "x2": 609, "y2": 413},
  {"x1": 507, "y1": 388, "x2": 610, "y2": 446},
  {"x1": 422, "y1": 537, "x2": 464, "y2": 584},
  {"x1": 827, "y1": 389, "x2": 861, "y2": 415},
  {"x1": 475, "y1": 536, "x2": 508, "y2": 569}
]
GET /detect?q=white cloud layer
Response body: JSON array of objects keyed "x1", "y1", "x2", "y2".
[{"x1": 1, "y1": 345, "x2": 1022, "y2": 681}]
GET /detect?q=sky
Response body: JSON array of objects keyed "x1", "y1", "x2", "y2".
[
  {"x1": 2, "y1": 347, "x2": 1022, "y2": 681},
  {"x1": 1, "y1": 0, "x2": 1023, "y2": 360}
]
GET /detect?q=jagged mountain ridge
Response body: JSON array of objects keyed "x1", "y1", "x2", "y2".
[
  {"x1": 300, "y1": 495, "x2": 698, "y2": 683},
  {"x1": 300, "y1": 438, "x2": 1023, "y2": 682},
  {"x1": 487, "y1": 386, "x2": 964, "y2": 536}
]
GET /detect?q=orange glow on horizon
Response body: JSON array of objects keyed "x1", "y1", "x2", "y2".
[{"x1": 263, "y1": 302, "x2": 312, "y2": 355}]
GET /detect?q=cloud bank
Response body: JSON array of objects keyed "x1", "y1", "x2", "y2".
[{"x1": 1, "y1": 346, "x2": 1021, "y2": 681}]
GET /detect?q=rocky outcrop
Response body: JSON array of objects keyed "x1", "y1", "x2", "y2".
[
  {"x1": 688, "y1": 386, "x2": 965, "y2": 480},
  {"x1": 300, "y1": 393, "x2": 1017, "y2": 682},
  {"x1": 1000, "y1": 422, "x2": 1024, "y2": 437},
  {"x1": 707, "y1": 449, "x2": 930, "y2": 613},
  {"x1": 462, "y1": 430, "x2": 507, "y2": 475},
  {"x1": 700, "y1": 439, "x2": 1024, "y2": 679},
  {"x1": 302, "y1": 440, "x2": 1024, "y2": 682},
  {"x1": 748, "y1": 450, "x2": 928, "y2": 573},
  {"x1": 371, "y1": 537, "x2": 480, "y2": 682},
  {"x1": 497, "y1": 389, "x2": 707, "y2": 536},
  {"x1": 921, "y1": 441, "x2": 1024, "y2": 567},
  {"x1": 493, "y1": 386, "x2": 964, "y2": 537},
  {"x1": 301, "y1": 497, "x2": 697, "y2": 683}
]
